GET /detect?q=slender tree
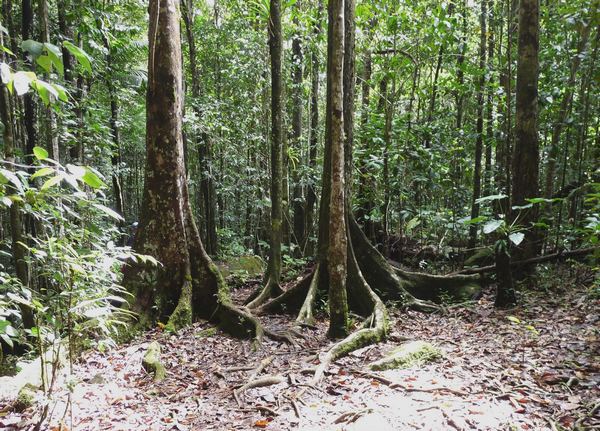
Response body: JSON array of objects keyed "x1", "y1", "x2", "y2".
[
  {"x1": 247, "y1": 0, "x2": 284, "y2": 308},
  {"x1": 469, "y1": 0, "x2": 487, "y2": 249},
  {"x1": 511, "y1": 0, "x2": 540, "y2": 263}
]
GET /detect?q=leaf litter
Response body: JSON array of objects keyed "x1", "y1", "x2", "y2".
[{"x1": 1, "y1": 269, "x2": 598, "y2": 430}]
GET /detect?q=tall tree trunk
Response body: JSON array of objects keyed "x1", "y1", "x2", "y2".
[
  {"x1": 0, "y1": 40, "x2": 34, "y2": 328},
  {"x1": 95, "y1": 17, "x2": 125, "y2": 220},
  {"x1": 303, "y1": 0, "x2": 323, "y2": 256},
  {"x1": 469, "y1": 0, "x2": 487, "y2": 249},
  {"x1": 291, "y1": 0, "x2": 305, "y2": 252},
  {"x1": 123, "y1": 0, "x2": 267, "y2": 339},
  {"x1": 511, "y1": 0, "x2": 540, "y2": 264},
  {"x1": 247, "y1": 0, "x2": 284, "y2": 307},
  {"x1": 182, "y1": 0, "x2": 218, "y2": 255},
  {"x1": 355, "y1": 46, "x2": 373, "y2": 238},
  {"x1": 327, "y1": 0, "x2": 348, "y2": 339},
  {"x1": 484, "y1": 0, "x2": 495, "y2": 197},
  {"x1": 38, "y1": 0, "x2": 60, "y2": 162},
  {"x1": 22, "y1": 0, "x2": 37, "y2": 165}
]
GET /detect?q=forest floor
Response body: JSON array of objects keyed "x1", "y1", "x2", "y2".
[{"x1": 1, "y1": 264, "x2": 599, "y2": 431}]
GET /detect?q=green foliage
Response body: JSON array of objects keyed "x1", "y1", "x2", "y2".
[{"x1": 0, "y1": 153, "x2": 148, "y2": 362}]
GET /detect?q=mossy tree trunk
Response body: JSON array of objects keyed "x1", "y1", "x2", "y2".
[{"x1": 123, "y1": 0, "x2": 265, "y2": 339}]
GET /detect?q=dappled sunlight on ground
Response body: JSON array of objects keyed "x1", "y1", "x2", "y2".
[{"x1": 1, "y1": 275, "x2": 598, "y2": 430}]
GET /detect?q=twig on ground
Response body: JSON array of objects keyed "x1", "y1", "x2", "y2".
[
  {"x1": 334, "y1": 408, "x2": 373, "y2": 424},
  {"x1": 352, "y1": 368, "x2": 470, "y2": 396},
  {"x1": 233, "y1": 375, "x2": 285, "y2": 406}
]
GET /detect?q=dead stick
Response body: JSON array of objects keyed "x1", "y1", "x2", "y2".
[
  {"x1": 234, "y1": 375, "x2": 284, "y2": 407},
  {"x1": 451, "y1": 247, "x2": 598, "y2": 275}
]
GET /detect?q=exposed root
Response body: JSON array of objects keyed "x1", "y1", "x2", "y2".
[
  {"x1": 233, "y1": 375, "x2": 285, "y2": 406},
  {"x1": 246, "y1": 277, "x2": 284, "y2": 309},
  {"x1": 296, "y1": 264, "x2": 321, "y2": 325},
  {"x1": 255, "y1": 270, "x2": 313, "y2": 315},
  {"x1": 311, "y1": 242, "x2": 388, "y2": 384}
]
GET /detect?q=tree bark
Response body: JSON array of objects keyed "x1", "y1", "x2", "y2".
[
  {"x1": 123, "y1": 0, "x2": 266, "y2": 340},
  {"x1": 327, "y1": 0, "x2": 348, "y2": 339},
  {"x1": 469, "y1": 0, "x2": 487, "y2": 249},
  {"x1": 512, "y1": 0, "x2": 540, "y2": 261},
  {"x1": 0, "y1": 53, "x2": 34, "y2": 329},
  {"x1": 303, "y1": 0, "x2": 323, "y2": 256},
  {"x1": 181, "y1": 0, "x2": 218, "y2": 255},
  {"x1": 291, "y1": 0, "x2": 305, "y2": 253},
  {"x1": 247, "y1": 0, "x2": 284, "y2": 308}
]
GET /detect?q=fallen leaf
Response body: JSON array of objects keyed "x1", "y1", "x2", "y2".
[{"x1": 254, "y1": 419, "x2": 269, "y2": 428}]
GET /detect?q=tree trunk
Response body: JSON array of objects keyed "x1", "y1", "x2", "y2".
[
  {"x1": 0, "y1": 52, "x2": 35, "y2": 329},
  {"x1": 22, "y1": 0, "x2": 37, "y2": 166},
  {"x1": 291, "y1": 0, "x2": 305, "y2": 253},
  {"x1": 181, "y1": 0, "x2": 218, "y2": 255},
  {"x1": 257, "y1": 0, "x2": 480, "y2": 383},
  {"x1": 95, "y1": 16, "x2": 125, "y2": 220},
  {"x1": 247, "y1": 0, "x2": 284, "y2": 308},
  {"x1": 326, "y1": 0, "x2": 349, "y2": 339},
  {"x1": 303, "y1": 0, "x2": 323, "y2": 256},
  {"x1": 469, "y1": 0, "x2": 487, "y2": 249},
  {"x1": 123, "y1": 0, "x2": 266, "y2": 339},
  {"x1": 484, "y1": 0, "x2": 495, "y2": 197},
  {"x1": 38, "y1": 0, "x2": 60, "y2": 162},
  {"x1": 512, "y1": 0, "x2": 540, "y2": 261}
]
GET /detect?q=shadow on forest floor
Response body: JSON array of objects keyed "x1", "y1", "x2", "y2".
[{"x1": 1, "y1": 265, "x2": 599, "y2": 430}]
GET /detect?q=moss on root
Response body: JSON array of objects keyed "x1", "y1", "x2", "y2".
[
  {"x1": 166, "y1": 278, "x2": 193, "y2": 332},
  {"x1": 369, "y1": 340, "x2": 442, "y2": 371},
  {"x1": 13, "y1": 383, "x2": 37, "y2": 412},
  {"x1": 142, "y1": 341, "x2": 166, "y2": 382}
]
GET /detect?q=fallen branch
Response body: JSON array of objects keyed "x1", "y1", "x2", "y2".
[
  {"x1": 233, "y1": 375, "x2": 285, "y2": 406},
  {"x1": 334, "y1": 408, "x2": 373, "y2": 424},
  {"x1": 452, "y1": 247, "x2": 599, "y2": 275}
]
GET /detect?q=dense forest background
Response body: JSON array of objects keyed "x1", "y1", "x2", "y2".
[{"x1": 0, "y1": 0, "x2": 599, "y2": 428}]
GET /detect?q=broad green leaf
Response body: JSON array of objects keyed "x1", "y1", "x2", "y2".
[
  {"x1": 41, "y1": 175, "x2": 63, "y2": 190},
  {"x1": 483, "y1": 219, "x2": 503, "y2": 234},
  {"x1": 81, "y1": 168, "x2": 106, "y2": 189},
  {"x1": 0, "y1": 168, "x2": 23, "y2": 191},
  {"x1": 67, "y1": 164, "x2": 86, "y2": 179},
  {"x1": 507, "y1": 316, "x2": 521, "y2": 324},
  {"x1": 53, "y1": 83, "x2": 68, "y2": 102},
  {"x1": 63, "y1": 41, "x2": 92, "y2": 74},
  {"x1": 36, "y1": 55, "x2": 53, "y2": 73},
  {"x1": 462, "y1": 216, "x2": 487, "y2": 225},
  {"x1": 526, "y1": 197, "x2": 553, "y2": 204},
  {"x1": 93, "y1": 203, "x2": 124, "y2": 221},
  {"x1": 31, "y1": 167, "x2": 54, "y2": 179},
  {"x1": 43, "y1": 43, "x2": 64, "y2": 75},
  {"x1": 509, "y1": 232, "x2": 525, "y2": 246},
  {"x1": 13, "y1": 71, "x2": 35, "y2": 96},
  {"x1": 475, "y1": 194, "x2": 507, "y2": 204},
  {"x1": 33, "y1": 146, "x2": 49, "y2": 160},
  {"x1": 21, "y1": 39, "x2": 44, "y2": 57},
  {"x1": 0, "y1": 196, "x2": 12, "y2": 207},
  {"x1": 31, "y1": 80, "x2": 59, "y2": 105},
  {"x1": 0, "y1": 62, "x2": 11, "y2": 84}
]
